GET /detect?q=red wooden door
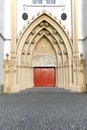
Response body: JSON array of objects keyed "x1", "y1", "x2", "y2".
[{"x1": 34, "y1": 68, "x2": 55, "y2": 87}]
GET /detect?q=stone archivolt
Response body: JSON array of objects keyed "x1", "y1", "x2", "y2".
[
  {"x1": 16, "y1": 11, "x2": 73, "y2": 91},
  {"x1": 3, "y1": 10, "x2": 86, "y2": 93}
]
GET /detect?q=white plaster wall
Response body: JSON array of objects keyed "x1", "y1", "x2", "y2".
[
  {"x1": 4, "y1": 0, "x2": 11, "y2": 59},
  {"x1": 82, "y1": 0, "x2": 87, "y2": 60},
  {"x1": 78, "y1": 0, "x2": 87, "y2": 59},
  {"x1": 4, "y1": 41, "x2": 11, "y2": 59},
  {"x1": 0, "y1": 0, "x2": 4, "y2": 34},
  {"x1": 17, "y1": 0, "x2": 72, "y2": 36},
  {"x1": 0, "y1": 38, "x2": 4, "y2": 84},
  {"x1": 0, "y1": 0, "x2": 4, "y2": 85},
  {"x1": 78, "y1": 0, "x2": 87, "y2": 38},
  {"x1": 4, "y1": 0, "x2": 11, "y2": 38},
  {"x1": 78, "y1": 0, "x2": 87, "y2": 85},
  {"x1": 78, "y1": 0, "x2": 83, "y2": 39}
]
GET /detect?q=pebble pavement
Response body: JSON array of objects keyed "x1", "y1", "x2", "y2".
[{"x1": 0, "y1": 87, "x2": 87, "y2": 130}]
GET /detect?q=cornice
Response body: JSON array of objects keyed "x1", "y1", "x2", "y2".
[
  {"x1": 0, "y1": 33, "x2": 11, "y2": 41},
  {"x1": 0, "y1": 33, "x2": 5, "y2": 40},
  {"x1": 78, "y1": 36, "x2": 87, "y2": 41}
]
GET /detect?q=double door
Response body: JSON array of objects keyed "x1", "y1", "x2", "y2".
[{"x1": 34, "y1": 67, "x2": 55, "y2": 87}]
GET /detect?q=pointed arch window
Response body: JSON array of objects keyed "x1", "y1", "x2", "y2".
[
  {"x1": 33, "y1": 0, "x2": 42, "y2": 4},
  {"x1": 46, "y1": 0, "x2": 55, "y2": 4}
]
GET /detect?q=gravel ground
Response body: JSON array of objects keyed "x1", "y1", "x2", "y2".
[{"x1": 0, "y1": 88, "x2": 87, "y2": 130}]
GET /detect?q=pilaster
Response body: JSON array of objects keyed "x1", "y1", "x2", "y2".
[
  {"x1": 72, "y1": 0, "x2": 79, "y2": 88},
  {"x1": 11, "y1": 0, "x2": 17, "y2": 53},
  {"x1": 10, "y1": 0, "x2": 17, "y2": 92}
]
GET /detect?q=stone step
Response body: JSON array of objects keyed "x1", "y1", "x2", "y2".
[{"x1": 18, "y1": 87, "x2": 73, "y2": 93}]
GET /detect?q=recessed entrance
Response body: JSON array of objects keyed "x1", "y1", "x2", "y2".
[{"x1": 34, "y1": 67, "x2": 55, "y2": 87}]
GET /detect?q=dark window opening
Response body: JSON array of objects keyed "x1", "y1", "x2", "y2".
[
  {"x1": 22, "y1": 13, "x2": 28, "y2": 20},
  {"x1": 33, "y1": 0, "x2": 42, "y2": 4},
  {"x1": 46, "y1": 0, "x2": 55, "y2": 4},
  {"x1": 61, "y1": 13, "x2": 67, "y2": 20}
]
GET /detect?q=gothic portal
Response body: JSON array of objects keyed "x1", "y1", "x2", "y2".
[{"x1": 3, "y1": 0, "x2": 86, "y2": 93}]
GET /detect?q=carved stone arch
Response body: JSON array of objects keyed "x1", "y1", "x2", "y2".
[
  {"x1": 14, "y1": 11, "x2": 74, "y2": 92},
  {"x1": 35, "y1": 26, "x2": 62, "y2": 51},
  {"x1": 4, "y1": 9, "x2": 86, "y2": 93},
  {"x1": 17, "y1": 11, "x2": 73, "y2": 66},
  {"x1": 31, "y1": 35, "x2": 57, "y2": 67},
  {"x1": 28, "y1": 31, "x2": 60, "y2": 67},
  {"x1": 21, "y1": 31, "x2": 59, "y2": 67}
]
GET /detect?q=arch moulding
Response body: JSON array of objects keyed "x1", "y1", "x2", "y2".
[{"x1": 4, "y1": 10, "x2": 85, "y2": 93}]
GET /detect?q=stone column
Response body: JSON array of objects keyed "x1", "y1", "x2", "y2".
[
  {"x1": 78, "y1": 59, "x2": 86, "y2": 92},
  {"x1": 72, "y1": 0, "x2": 86, "y2": 92},
  {"x1": 72, "y1": 0, "x2": 79, "y2": 90},
  {"x1": 3, "y1": 60, "x2": 11, "y2": 93},
  {"x1": 11, "y1": 0, "x2": 17, "y2": 53},
  {"x1": 10, "y1": 0, "x2": 17, "y2": 92}
]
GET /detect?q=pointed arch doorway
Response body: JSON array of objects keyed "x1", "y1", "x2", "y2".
[
  {"x1": 4, "y1": 11, "x2": 74, "y2": 93},
  {"x1": 32, "y1": 35, "x2": 57, "y2": 87}
]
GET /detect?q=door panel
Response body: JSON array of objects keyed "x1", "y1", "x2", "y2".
[{"x1": 34, "y1": 68, "x2": 55, "y2": 87}]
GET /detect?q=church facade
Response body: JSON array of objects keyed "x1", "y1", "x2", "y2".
[{"x1": 1, "y1": 0, "x2": 87, "y2": 93}]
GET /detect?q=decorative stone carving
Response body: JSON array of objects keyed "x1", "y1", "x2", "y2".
[
  {"x1": 31, "y1": 40, "x2": 35, "y2": 44},
  {"x1": 63, "y1": 50, "x2": 67, "y2": 55},
  {"x1": 22, "y1": 50, "x2": 25, "y2": 55},
  {"x1": 39, "y1": 22, "x2": 44, "y2": 27},
  {"x1": 42, "y1": 9, "x2": 47, "y2": 14},
  {"x1": 59, "y1": 39, "x2": 64, "y2": 44},
  {"x1": 45, "y1": 22, "x2": 49, "y2": 27},
  {"x1": 27, "y1": 20, "x2": 30, "y2": 25},
  {"x1": 38, "y1": 31, "x2": 43, "y2": 35},
  {"x1": 25, "y1": 40, "x2": 29, "y2": 44},
  {"x1": 33, "y1": 37, "x2": 55, "y2": 55},
  {"x1": 53, "y1": 30, "x2": 57, "y2": 34},
  {"x1": 37, "y1": 12, "x2": 40, "y2": 16},
  {"x1": 19, "y1": 31, "x2": 22, "y2": 35},
  {"x1": 63, "y1": 25, "x2": 66, "y2": 29},
  {"x1": 59, "y1": 20, "x2": 62, "y2": 24},
  {"x1": 6, "y1": 53, "x2": 9, "y2": 60},
  {"x1": 32, "y1": 16, "x2": 35, "y2": 20},
  {"x1": 53, "y1": 40, "x2": 57, "y2": 44},
  {"x1": 49, "y1": 12, "x2": 52, "y2": 16},
  {"x1": 67, "y1": 30, "x2": 69, "y2": 35},
  {"x1": 58, "y1": 51, "x2": 62, "y2": 55},
  {"x1": 27, "y1": 50, "x2": 31, "y2": 55},
  {"x1": 23, "y1": 25, "x2": 26, "y2": 30},
  {"x1": 32, "y1": 55, "x2": 56, "y2": 67},
  {"x1": 46, "y1": 31, "x2": 50, "y2": 35},
  {"x1": 54, "y1": 16, "x2": 57, "y2": 20},
  {"x1": 5, "y1": 64, "x2": 10, "y2": 72},
  {"x1": 31, "y1": 30, "x2": 36, "y2": 35}
]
